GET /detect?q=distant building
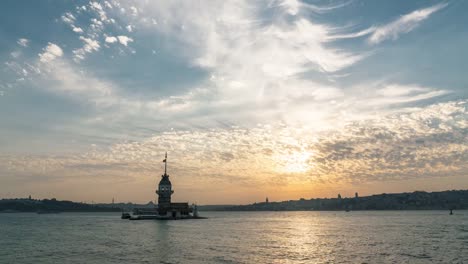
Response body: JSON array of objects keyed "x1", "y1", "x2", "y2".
[
  {"x1": 338, "y1": 194, "x2": 342, "y2": 199},
  {"x1": 266, "y1": 197, "x2": 269, "y2": 203},
  {"x1": 355, "y1": 192, "x2": 359, "y2": 198}
]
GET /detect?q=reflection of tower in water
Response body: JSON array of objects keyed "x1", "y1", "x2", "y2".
[{"x1": 149, "y1": 221, "x2": 172, "y2": 261}]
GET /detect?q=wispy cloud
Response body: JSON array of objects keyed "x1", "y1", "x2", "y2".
[
  {"x1": 36, "y1": 57, "x2": 115, "y2": 105},
  {"x1": 17, "y1": 38, "x2": 29, "y2": 47},
  {"x1": 276, "y1": 0, "x2": 351, "y2": 15},
  {"x1": 7, "y1": 1, "x2": 454, "y2": 133},
  {"x1": 330, "y1": 3, "x2": 447, "y2": 44},
  {"x1": 368, "y1": 3, "x2": 447, "y2": 44},
  {"x1": 73, "y1": 36, "x2": 100, "y2": 61},
  {"x1": 61, "y1": 12, "x2": 76, "y2": 24},
  {"x1": 123, "y1": 1, "x2": 365, "y2": 73}
]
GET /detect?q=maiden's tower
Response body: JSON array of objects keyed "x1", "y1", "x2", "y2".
[{"x1": 124, "y1": 153, "x2": 200, "y2": 220}]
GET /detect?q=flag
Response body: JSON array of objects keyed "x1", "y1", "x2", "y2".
[{"x1": 163, "y1": 159, "x2": 166, "y2": 163}]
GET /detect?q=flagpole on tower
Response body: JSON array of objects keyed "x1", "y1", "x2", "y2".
[{"x1": 164, "y1": 152, "x2": 167, "y2": 175}]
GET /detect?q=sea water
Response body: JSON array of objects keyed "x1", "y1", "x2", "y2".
[{"x1": 0, "y1": 211, "x2": 467, "y2": 263}]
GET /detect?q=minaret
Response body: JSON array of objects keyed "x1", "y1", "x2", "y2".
[{"x1": 156, "y1": 152, "x2": 174, "y2": 215}]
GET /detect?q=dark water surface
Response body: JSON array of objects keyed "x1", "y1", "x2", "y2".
[{"x1": 0, "y1": 211, "x2": 467, "y2": 263}]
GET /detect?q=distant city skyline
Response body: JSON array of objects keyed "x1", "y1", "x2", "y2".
[{"x1": 0, "y1": 0, "x2": 467, "y2": 204}]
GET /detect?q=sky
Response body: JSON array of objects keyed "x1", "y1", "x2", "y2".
[{"x1": 0, "y1": 0, "x2": 467, "y2": 204}]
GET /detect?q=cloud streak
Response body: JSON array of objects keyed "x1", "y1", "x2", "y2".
[
  {"x1": 368, "y1": 3, "x2": 447, "y2": 44},
  {"x1": 330, "y1": 3, "x2": 447, "y2": 44},
  {"x1": 17, "y1": 38, "x2": 29, "y2": 47}
]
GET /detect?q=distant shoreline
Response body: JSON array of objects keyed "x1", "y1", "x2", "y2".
[
  {"x1": 0, "y1": 198, "x2": 121, "y2": 213},
  {"x1": 199, "y1": 190, "x2": 468, "y2": 212},
  {"x1": 2, "y1": 190, "x2": 467, "y2": 213},
  {"x1": 1, "y1": 209, "x2": 467, "y2": 214}
]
